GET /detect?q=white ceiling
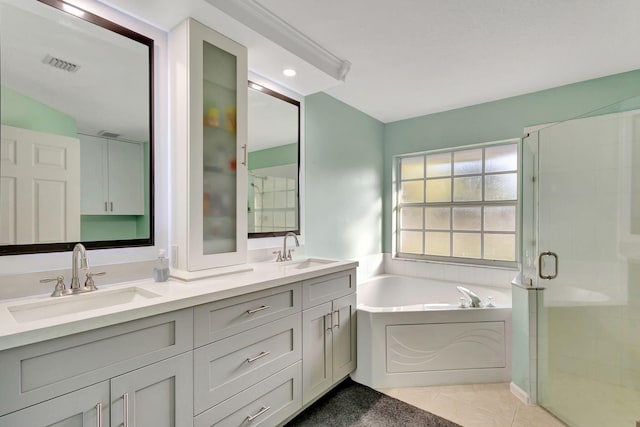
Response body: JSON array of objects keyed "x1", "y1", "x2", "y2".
[
  {"x1": 102, "y1": 0, "x2": 640, "y2": 123},
  {"x1": 1, "y1": 0, "x2": 149, "y2": 141}
]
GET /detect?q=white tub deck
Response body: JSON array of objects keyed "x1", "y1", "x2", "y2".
[{"x1": 352, "y1": 275, "x2": 512, "y2": 389}]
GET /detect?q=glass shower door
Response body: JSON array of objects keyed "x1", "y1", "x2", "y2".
[{"x1": 536, "y1": 101, "x2": 640, "y2": 426}]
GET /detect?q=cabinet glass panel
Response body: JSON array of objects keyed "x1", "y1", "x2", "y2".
[{"x1": 202, "y1": 41, "x2": 237, "y2": 255}]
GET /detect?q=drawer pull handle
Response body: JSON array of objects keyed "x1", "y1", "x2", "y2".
[
  {"x1": 96, "y1": 403, "x2": 102, "y2": 427},
  {"x1": 247, "y1": 305, "x2": 270, "y2": 314},
  {"x1": 333, "y1": 309, "x2": 341, "y2": 329},
  {"x1": 247, "y1": 405, "x2": 271, "y2": 422},
  {"x1": 246, "y1": 351, "x2": 271, "y2": 363},
  {"x1": 123, "y1": 392, "x2": 129, "y2": 427}
]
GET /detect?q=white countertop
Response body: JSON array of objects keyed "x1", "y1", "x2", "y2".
[{"x1": 0, "y1": 258, "x2": 358, "y2": 351}]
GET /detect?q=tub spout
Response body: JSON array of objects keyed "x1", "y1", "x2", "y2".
[{"x1": 457, "y1": 286, "x2": 482, "y2": 308}]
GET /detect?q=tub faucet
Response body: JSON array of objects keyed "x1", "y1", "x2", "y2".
[{"x1": 457, "y1": 286, "x2": 482, "y2": 308}]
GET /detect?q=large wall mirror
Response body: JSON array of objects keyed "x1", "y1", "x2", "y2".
[
  {"x1": 0, "y1": 0, "x2": 154, "y2": 255},
  {"x1": 248, "y1": 81, "x2": 300, "y2": 238}
]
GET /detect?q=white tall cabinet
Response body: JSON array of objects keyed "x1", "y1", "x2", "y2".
[{"x1": 169, "y1": 18, "x2": 248, "y2": 273}]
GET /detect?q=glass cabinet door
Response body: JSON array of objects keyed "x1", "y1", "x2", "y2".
[
  {"x1": 202, "y1": 40, "x2": 238, "y2": 256},
  {"x1": 171, "y1": 18, "x2": 247, "y2": 272}
]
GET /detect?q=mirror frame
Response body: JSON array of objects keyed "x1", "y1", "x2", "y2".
[
  {"x1": 247, "y1": 81, "x2": 300, "y2": 239},
  {"x1": 0, "y1": 0, "x2": 154, "y2": 255}
]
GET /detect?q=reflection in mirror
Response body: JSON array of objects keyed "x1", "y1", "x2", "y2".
[
  {"x1": 0, "y1": 0, "x2": 153, "y2": 255},
  {"x1": 247, "y1": 82, "x2": 300, "y2": 237}
]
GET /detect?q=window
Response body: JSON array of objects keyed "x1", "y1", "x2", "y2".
[{"x1": 396, "y1": 141, "x2": 518, "y2": 267}]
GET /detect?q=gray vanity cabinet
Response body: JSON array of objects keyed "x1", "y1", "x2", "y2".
[
  {"x1": 110, "y1": 352, "x2": 193, "y2": 427},
  {"x1": 0, "y1": 353, "x2": 193, "y2": 427},
  {"x1": 0, "y1": 381, "x2": 109, "y2": 427},
  {"x1": 301, "y1": 270, "x2": 357, "y2": 405},
  {"x1": 0, "y1": 309, "x2": 193, "y2": 426},
  {"x1": 192, "y1": 283, "x2": 303, "y2": 426}
]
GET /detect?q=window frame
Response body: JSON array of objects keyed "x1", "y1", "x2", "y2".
[{"x1": 394, "y1": 139, "x2": 520, "y2": 268}]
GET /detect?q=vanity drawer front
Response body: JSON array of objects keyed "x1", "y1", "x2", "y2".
[
  {"x1": 193, "y1": 313, "x2": 301, "y2": 414},
  {"x1": 194, "y1": 283, "x2": 301, "y2": 347},
  {"x1": 0, "y1": 308, "x2": 193, "y2": 416},
  {"x1": 302, "y1": 269, "x2": 356, "y2": 309},
  {"x1": 194, "y1": 361, "x2": 302, "y2": 427}
]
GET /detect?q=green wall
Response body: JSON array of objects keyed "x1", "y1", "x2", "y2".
[
  {"x1": 1, "y1": 85, "x2": 77, "y2": 137},
  {"x1": 248, "y1": 143, "x2": 297, "y2": 169},
  {"x1": 305, "y1": 92, "x2": 384, "y2": 260},
  {"x1": 383, "y1": 69, "x2": 640, "y2": 253}
]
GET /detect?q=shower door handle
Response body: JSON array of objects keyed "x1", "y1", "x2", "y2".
[{"x1": 538, "y1": 251, "x2": 558, "y2": 280}]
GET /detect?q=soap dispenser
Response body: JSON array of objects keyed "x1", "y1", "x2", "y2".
[{"x1": 153, "y1": 249, "x2": 170, "y2": 282}]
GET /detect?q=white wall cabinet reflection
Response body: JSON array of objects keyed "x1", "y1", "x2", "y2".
[{"x1": 80, "y1": 134, "x2": 144, "y2": 216}]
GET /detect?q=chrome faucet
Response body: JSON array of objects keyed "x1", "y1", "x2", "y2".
[
  {"x1": 274, "y1": 232, "x2": 300, "y2": 262},
  {"x1": 70, "y1": 243, "x2": 89, "y2": 291},
  {"x1": 457, "y1": 286, "x2": 482, "y2": 308},
  {"x1": 40, "y1": 243, "x2": 105, "y2": 297}
]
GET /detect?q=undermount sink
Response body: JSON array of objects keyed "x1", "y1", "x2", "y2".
[
  {"x1": 282, "y1": 258, "x2": 336, "y2": 270},
  {"x1": 7, "y1": 286, "x2": 161, "y2": 324}
]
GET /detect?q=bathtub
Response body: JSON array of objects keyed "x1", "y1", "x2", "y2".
[{"x1": 351, "y1": 274, "x2": 512, "y2": 389}]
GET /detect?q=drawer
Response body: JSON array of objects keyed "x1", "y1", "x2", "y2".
[
  {"x1": 194, "y1": 283, "x2": 301, "y2": 347},
  {"x1": 194, "y1": 361, "x2": 302, "y2": 427},
  {"x1": 0, "y1": 308, "x2": 193, "y2": 416},
  {"x1": 302, "y1": 269, "x2": 356, "y2": 309},
  {"x1": 194, "y1": 313, "x2": 301, "y2": 415}
]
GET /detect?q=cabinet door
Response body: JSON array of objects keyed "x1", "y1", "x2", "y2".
[
  {"x1": 80, "y1": 134, "x2": 109, "y2": 214},
  {"x1": 331, "y1": 293, "x2": 357, "y2": 381},
  {"x1": 0, "y1": 381, "x2": 109, "y2": 427},
  {"x1": 302, "y1": 301, "x2": 333, "y2": 405},
  {"x1": 110, "y1": 352, "x2": 193, "y2": 427},
  {"x1": 108, "y1": 140, "x2": 144, "y2": 215}
]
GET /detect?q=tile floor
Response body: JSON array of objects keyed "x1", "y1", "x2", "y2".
[{"x1": 378, "y1": 383, "x2": 566, "y2": 427}]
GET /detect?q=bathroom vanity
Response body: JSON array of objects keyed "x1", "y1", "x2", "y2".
[{"x1": 0, "y1": 260, "x2": 357, "y2": 426}]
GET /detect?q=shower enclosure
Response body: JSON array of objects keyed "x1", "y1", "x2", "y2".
[{"x1": 522, "y1": 97, "x2": 640, "y2": 426}]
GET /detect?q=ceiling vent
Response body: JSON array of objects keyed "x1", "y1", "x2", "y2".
[
  {"x1": 42, "y1": 54, "x2": 80, "y2": 73},
  {"x1": 98, "y1": 130, "x2": 121, "y2": 138}
]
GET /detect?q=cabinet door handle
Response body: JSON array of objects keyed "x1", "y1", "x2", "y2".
[
  {"x1": 123, "y1": 392, "x2": 129, "y2": 427},
  {"x1": 247, "y1": 305, "x2": 270, "y2": 314},
  {"x1": 246, "y1": 405, "x2": 270, "y2": 422},
  {"x1": 333, "y1": 309, "x2": 341, "y2": 329},
  {"x1": 241, "y1": 144, "x2": 247, "y2": 166},
  {"x1": 325, "y1": 313, "x2": 333, "y2": 332},
  {"x1": 104, "y1": 202, "x2": 108, "y2": 212},
  {"x1": 96, "y1": 402, "x2": 102, "y2": 427},
  {"x1": 110, "y1": 202, "x2": 114, "y2": 212},
  {"x1": 246, "y1": 351, "x2": 270, "y2": 363}
]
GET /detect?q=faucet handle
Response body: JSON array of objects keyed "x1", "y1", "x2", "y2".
[
  {"x1": 41, "y1": 276, "x2": 68, "y2": 297},
  {"x1": 84, "y1": 271, "x2": 106, "y2": 291},
  {"x1": 286, "y1": 249, "x2": 295, "y2": 260},
  {"x1": 272, "y1": 250, "x2": 284, "y2": 262}
]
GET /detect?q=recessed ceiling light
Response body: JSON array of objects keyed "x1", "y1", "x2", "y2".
[{"x1": 283, "y1": 68, "x2": 296, "y2": 77}]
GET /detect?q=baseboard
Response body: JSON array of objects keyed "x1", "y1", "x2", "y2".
[{"x1": 510, "y1": 382, "x2": 534, "y2": 406}]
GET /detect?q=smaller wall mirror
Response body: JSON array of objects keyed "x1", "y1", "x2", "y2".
[{"x1": 247, "y1": 82, "x2": 300, "y2": 237}]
